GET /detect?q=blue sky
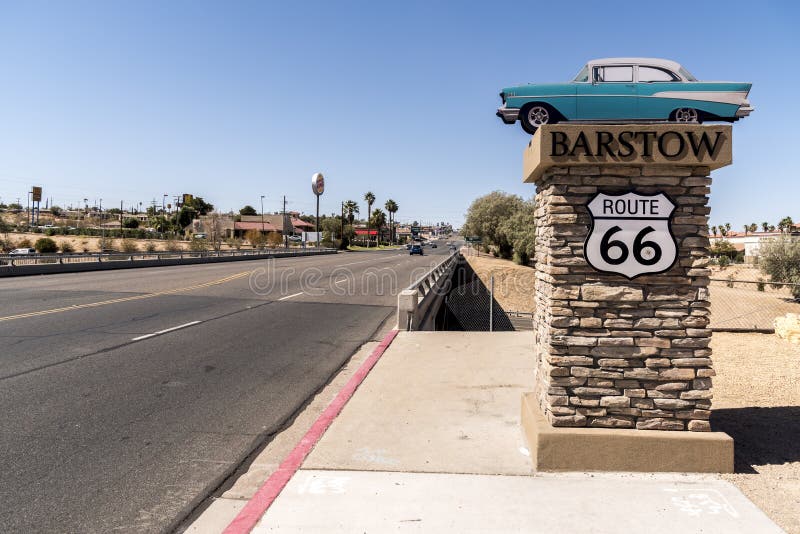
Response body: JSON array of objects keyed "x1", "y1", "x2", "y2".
[{"x1": 0, "y1": 1, "x2": 797, "y2": 228}]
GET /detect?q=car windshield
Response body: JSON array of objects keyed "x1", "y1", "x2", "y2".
[
  {"x1": 678, "y1": 66, "x2": 697, "y2": 81},
  {"x1": 573, "y1": 65, "x2": 589, "y2": 82}
]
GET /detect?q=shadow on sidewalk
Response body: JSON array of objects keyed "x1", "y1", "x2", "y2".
[{"x1": 712, "y1": 405, "x2": 800, "y2": 474}]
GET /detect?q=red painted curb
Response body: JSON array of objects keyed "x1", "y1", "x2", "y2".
[{"x1": 222, "y1": 329, "x2": 400, "y2": 534}]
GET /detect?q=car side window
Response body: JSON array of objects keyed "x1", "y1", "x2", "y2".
[
  {"x1": 594, "y1": 66, "x2": 633, "y2": 83},
  {"x1": 639, "y1": 66, "x2": 678, "y2": 82}
]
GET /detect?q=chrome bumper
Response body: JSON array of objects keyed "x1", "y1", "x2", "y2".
[
  {"x1": 496, "y1": 106, "x2": 519, "y2": 124},
  {"x1": 736, "y1": 104, "x2": 754, "y2": 118}
]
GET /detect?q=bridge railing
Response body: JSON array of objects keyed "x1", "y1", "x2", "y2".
[{"x1": 397, "y1": 251, "x2": 459, "y2": 331}]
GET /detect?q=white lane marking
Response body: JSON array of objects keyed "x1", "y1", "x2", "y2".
[
  {"x1": 334, "y1": 260, "x2": 371, "y2": 267},
  {"x1": 131, "y1": 321, "x2": 202, "y2": 341},
  {"x1": 278, "y1": 292, "x2": 304, "y2": 301}
]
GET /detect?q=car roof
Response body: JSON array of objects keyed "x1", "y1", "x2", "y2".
[{"x1": 588, "y1": 57, "x2": 683, "y2": 73}]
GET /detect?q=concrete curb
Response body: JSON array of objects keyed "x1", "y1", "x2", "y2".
[
  {"x1": 0, "y1": 250, "x2": 337, "y2": 277},
  {"x1": 222, "y1": 329, "x2": 399, "y2": 534}
]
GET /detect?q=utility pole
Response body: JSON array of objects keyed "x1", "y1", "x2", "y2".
[
  {"x1": 341, "y1": 201, "x2": 345, "y2": 247},
  {"x1": 120, "y1": 200, "x2": 123, "y2": 222}
]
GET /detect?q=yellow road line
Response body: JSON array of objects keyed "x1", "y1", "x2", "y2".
[{"x1": 0, "y1": 271, "x2": 252, "y2": 323}]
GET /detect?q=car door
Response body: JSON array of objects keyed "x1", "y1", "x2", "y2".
[
  {"x1": 576, "y1": 65, "x2": 637, "y2": 119},
  {"x1": 636, "y1": 65, "x2": 683, "y2": 120}
]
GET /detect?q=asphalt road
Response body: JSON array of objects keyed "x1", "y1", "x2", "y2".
[{"x1": 0, "y1": 244, "x2": 451, "y2": 533}]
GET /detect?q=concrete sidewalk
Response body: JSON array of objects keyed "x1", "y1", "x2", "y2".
[{"x1": 207, "y1": 332, "x2": 784, "y2": 533}]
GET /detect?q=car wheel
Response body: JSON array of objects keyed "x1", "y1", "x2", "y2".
[
  {"x1": 520, "y1": 104, "x2": 555, "y2": 134},
  {"x1": 672, "y1": 108, "x2": 702, "y2": 123}
]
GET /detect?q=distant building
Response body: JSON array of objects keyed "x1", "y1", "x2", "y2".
[
  {"x1": 192, "y1": 213, "x2": 315, "y2": 239},
  {"x1": 709, "y1": 230, "x2": 795, "y2": 261}
]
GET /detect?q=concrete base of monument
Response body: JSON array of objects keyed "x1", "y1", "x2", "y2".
[{"x1": 521, "y1": 393, "x2": 734, "y2": 473}]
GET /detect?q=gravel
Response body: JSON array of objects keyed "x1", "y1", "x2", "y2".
[{"x1": 712, "y1": 332, "x2": 800, "y2": 534}]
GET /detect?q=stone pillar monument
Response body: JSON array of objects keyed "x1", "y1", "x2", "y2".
[{"x1": 520, "y1": 124, "x2": 734, "y2": 473}]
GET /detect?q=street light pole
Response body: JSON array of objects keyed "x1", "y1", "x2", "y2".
[{"x1": 260, "y1": 195, "x2": 265, "y2": 234}]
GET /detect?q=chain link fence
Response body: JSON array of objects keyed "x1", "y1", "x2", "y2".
[{"x1": 709, "y1": 277, "x2": 800, "y2": 332}]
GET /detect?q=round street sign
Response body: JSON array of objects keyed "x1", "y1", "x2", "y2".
[{"x1": 312, "y1": 173, "x2": 325, "y2": 196}]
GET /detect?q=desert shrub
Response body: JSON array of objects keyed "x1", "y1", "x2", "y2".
[
  {"x1": 144, "y1": 242, "x2": 157, "y2": 252},
  {"x1": 34, "y1": 237, "x2": 58, "y2": 253},
  {"x1": 757, "y1": 277, "x2": 765, "y2": 292},
  {"x1": 717, "y1": 255, "x2": 730, "y2": 268},
  {"x1": 513, "y1": 249, "x2": 530, "y2": 266},
  {"x1": 163, "y1": 238, "x2": 182, "y2": 252},
  {"x1": 60, "y1": 241, "x2": 75, "y2": 254},
  {"x1": 16, "y1": 238, "x2": 32, "y2": 248},
  {"x1": 245, "y1": 229, "x2": 267, "y2": 249},
  {"x1": 120, "y1": 238, "x2": 139, "y2": 253},
  {"x1": 98, "y1": 237, "x2": 117, "y2": 253},
  {"x1": 189, "y1": 238, "x2": 209, "y2": 251},
  {"x1": 266, "y1": 232, "x2": 283, "y2": 248},
  {"x1": 760, "y1": 235, "x2": 800, "y2": 299}
]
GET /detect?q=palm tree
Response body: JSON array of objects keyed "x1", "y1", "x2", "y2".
[
  {"x1": 370, "y1": 208, "x2": 387, "y2": 244},
  {"x1": 384, "y1": 199, "x2": 398, "y2": 244},
  {"x1": 725, "y1": 222, "x2": 731, "y2": 233},
  {"x1": 711, "y1": 225, "x2": 718, "y2": 237},
  {"x1": 743, "y1": 224, "x2": 749, "y2": 236},
  {"x1": 762, "y1": 221, "x2": 769, "y2": 233},
  {"x1": 749, "y1": 223, "x2": 758, "y2": 234},
  {"x1": 344, "y1": 200, "x2": 359, "y2": 225},
  {"x1": 364, "y1": 192, "x2": 375, "y2": 247},
  {"x1": 778, "y1": 216, "x2": 794, "y2": 233}
]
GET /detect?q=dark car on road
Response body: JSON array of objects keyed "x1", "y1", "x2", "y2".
[{"x1": 409, "y1": 244, "x2": 423, "y2": 256}]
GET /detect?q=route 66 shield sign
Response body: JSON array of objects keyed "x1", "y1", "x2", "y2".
[{"x1": 585, "y1": 192, "x2": 678, "y2": 279}]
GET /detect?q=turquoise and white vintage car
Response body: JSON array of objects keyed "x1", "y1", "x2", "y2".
[{"x1": 497, "y1": 58, "x2": 753, "y2": 134}]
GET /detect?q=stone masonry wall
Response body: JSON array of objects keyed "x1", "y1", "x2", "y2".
[{"x1": 532, "y1": 165, "x2": 714, "y2": 431}]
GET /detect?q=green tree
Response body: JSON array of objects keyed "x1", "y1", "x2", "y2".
[
  {"x1": 709, "y1": 239, "x2": 737, "y2": 259},
  {"x1": 760, "y1": 235, "x2": 800, "y2": 299},
  {"x1": 184, "y1": 196, "x2": 214, "y2": 215},
  {"x1": 778, "y1": 216, "x2": 794, "y2": 233},
  {"x1": 384, "y1": 199, "x2": 398, "y2": 244},
  {"x1": 50, "y1": 206, "x2": 62, "y2": 217},
  {"x1": 240, "y1": 205, "x2": 258, "y2": 216},
  {"x1": 122, "y1": 217, "x2": 140, "y2": 229},
  {"x1": 8, "y1": 203, "x2": 23, "y2": 211},
  {"x1": 762, "y1": 221, "x2": 769, "y2": 233},
  {"x1": 499, "y1": 198, "x2": 536, "y2": 265},
  {"x1": 364, "y1": 192, "x2": 375, "y2": 247},
  {"x1": 175, "y1": 207, "x2": 197, "y2": 229},
  {"x1": 710, "y1": 225, "x2": 717, "y2": 236},
  {"x1": 370, "y1": 208, "x2": 387, "y2": 243},
  {"x1": 343, "y1": 200, "x2": 359, "y2": 225},
  {"x1": 34, "y1": 237, "x2": 58, "y2": 253},
  {"x1": 463, "y1": 191, "x2": 526, "y2": 259}
]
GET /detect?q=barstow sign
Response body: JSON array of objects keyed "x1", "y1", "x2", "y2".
[{"x1": 523, "y1": 124, "x2": 732, "y2": 183}]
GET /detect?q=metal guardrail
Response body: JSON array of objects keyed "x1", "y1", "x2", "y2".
[
  {"x1": 0, "y1": 248, "x2": 336, "y2": 267},
  {"x1": 397, "y1": 251, "x2": 460, "y2": 331}
]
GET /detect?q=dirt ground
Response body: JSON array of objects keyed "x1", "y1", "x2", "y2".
[
  {"x1": 4, "y1": 231, "x2": 194, "y2": 253},
  {"x1": 461, "y1": 248, "x2": 535, "y2": 313},
  {"x1": 461, "y1": 250, "x2": 799, "y2": 531},
  {"x1": 712, "y1": 332, "x2": 800, "y2": 533}
]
